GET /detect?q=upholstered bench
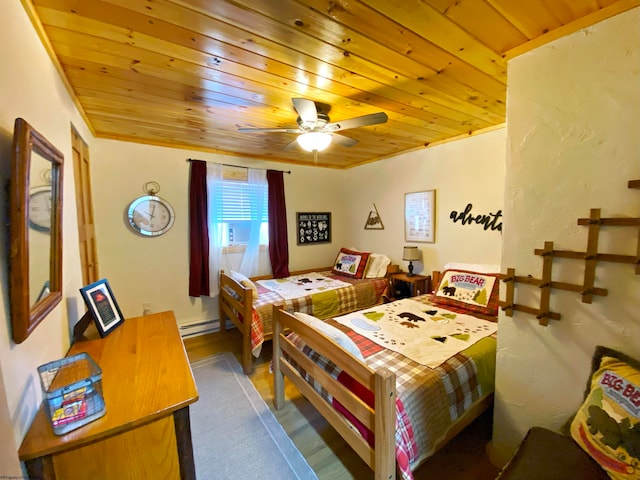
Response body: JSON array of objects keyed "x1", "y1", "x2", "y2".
[
  {"x1": 496, "y1": 427, "x2": 608, "y2": 479},
  {"x1": 497, "y1": 345, "x2": 640, "y2": 480}
]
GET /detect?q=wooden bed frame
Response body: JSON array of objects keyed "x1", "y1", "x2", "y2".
[
  {"x1": 219, "y1": 265, "x2": 398, "y2": 374},
  {"x1": 219, "y1": 266, "x2": 328, "y2": 374},
  {"x1": 272, "y1": 285, "x2": 496, "y2": 480},
  {"x1": 272, "y1": 305, "x2": 397, "y2": 479}
]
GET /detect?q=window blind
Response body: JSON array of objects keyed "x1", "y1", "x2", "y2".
[{"x1": 221, "y1": 181, "x2": 268, "y2": 222}]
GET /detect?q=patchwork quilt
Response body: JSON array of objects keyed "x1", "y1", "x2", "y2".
[
  {"x1": 248, "y1": 272, "x2": 388, "y2": 356},
  {"x1": 333, "y1": 298, "x2": 497, "y2": 368},
  {"x1": 257, "y1": 273, "x2": 350, "y2": 300},
  {"x1": 286, "y1": 294, "x2": 497, "y2": 479}
]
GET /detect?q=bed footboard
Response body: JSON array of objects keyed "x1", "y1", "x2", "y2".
[
  {"x1": 219, "y1": 270, "x2": 254, "y2": 374},
  {"x1": 273, "y1": 306, "x2": 397, "y2": 480},
  {"x1": 219, "y1": 265, "x2": 396, "y2": 376}
]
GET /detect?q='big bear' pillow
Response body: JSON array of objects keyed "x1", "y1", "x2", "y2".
[
  {"x1": 570, "y1": 346, "x2": 640, "y2": 479},
  {"x1": 433, "y1": 269, "x2": 500, "y2": 316}
]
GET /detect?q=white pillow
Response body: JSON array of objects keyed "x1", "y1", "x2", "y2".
[
  {"x1": 365, "y1": 253, "x2": 391, "y2": 278},
  {"x1": 350, "y1": 248, "x2": 391, "y2": 278},
  {"x1": 229, "y1": 270, "x2": 259, "y2": 297},
  {"x1": 293, "y1": 312, "x2": 364, "y2": 361},
  {"x1": 443, "y1": 262, "x2": 501, "y2": 274}
]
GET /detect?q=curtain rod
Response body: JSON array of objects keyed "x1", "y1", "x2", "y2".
[{"x1": 186, "y1": 158, "x2": 291, "y2": 174}]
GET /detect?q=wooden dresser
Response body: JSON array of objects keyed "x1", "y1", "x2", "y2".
[{"x1": 18, "y1": 311, "x2": 199, "y2": 479}]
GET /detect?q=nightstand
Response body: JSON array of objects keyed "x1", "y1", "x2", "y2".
[{"x1": 389, "y1": 272, "x2": 432, "y2": 299}]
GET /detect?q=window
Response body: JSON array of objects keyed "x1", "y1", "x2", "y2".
[{"x1": 219, "y1": 179, "x2": 268, "y2": 246}]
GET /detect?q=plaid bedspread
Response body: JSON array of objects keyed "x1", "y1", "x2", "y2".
[
  {"x1": 250, "y1": 272, "x2": 388, "y2": 356},
  {"x1": 286, "y1": 293, "x2": 497, "y2": 479},
  {"x1": 285, "y1": 341, "x2": 419, "y2": 480}
]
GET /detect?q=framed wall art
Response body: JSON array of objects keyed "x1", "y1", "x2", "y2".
[
  {"x1": 297, "y1": 212, "x2": 331, "y2": 245},
  {"x1": 404, "y1": 190, "x2": 436, "y2": 243},
  {"x1": 364, "y1": 203, "x2": 384, "y2": 230}
]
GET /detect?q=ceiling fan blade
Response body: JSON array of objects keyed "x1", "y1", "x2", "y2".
[
  {"x1": 331, "y1": 133, "x2": 359, "y2": 147},
  {"x1": 282, "y1": 138, "x2": 300, "y2": 151},
  {"x1": 238, "y1": 127, "x2": 302, "y2": 133},
  {"x1": 325, "y1": 112, "x2": 388, "y2": 132},
  {"x1": 291, "y1": 98, "x2": 318, "y2": 124}
]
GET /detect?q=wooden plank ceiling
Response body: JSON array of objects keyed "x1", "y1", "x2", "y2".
[{"x1": 25, "y1": 0, "x2": 638, "y2": 168}]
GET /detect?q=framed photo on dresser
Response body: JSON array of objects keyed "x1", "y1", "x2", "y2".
[{"x1": 79, "y1": 278, "x2": 125, "y2": 337}]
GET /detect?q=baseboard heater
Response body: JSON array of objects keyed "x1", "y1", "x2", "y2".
[
  {"x1": 179, "y1": 318, "x2": 236, "y2": 339},
  {"x1": 179, "y1": 319, "x2": 218, "y2": 339}
]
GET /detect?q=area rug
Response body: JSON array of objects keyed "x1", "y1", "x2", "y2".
[{"x1": 190, "y1": 352, "x2": 319, "y2": 479}]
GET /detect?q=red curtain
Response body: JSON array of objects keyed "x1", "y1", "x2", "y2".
[
  {"x1": 267, "y1": 170, "x2": 289, "y2": 278},
  {"x1": 188, "y1": 160, "x2": 210, "y2": 296}
]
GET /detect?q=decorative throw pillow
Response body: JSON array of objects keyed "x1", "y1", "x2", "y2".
[
  {"x1": 433, "y1": 269, "x2": 500, "y2": 316},
  {"x1": 228, "y1": 270, "x2": 259, "y2": 298},
  {"x1": 332, "y1": 248, "x2": 370, "y2": 279},
  {"x1": 293, "y1": 312, "x2": 364, "y2": 361},
  {"x1": 570, "y1": 346, "x2": 640, "y2": 479}
]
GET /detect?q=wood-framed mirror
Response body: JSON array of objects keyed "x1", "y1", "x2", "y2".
[{"x1": 10, "y1": 118, "x2": 64, "y2": 344}]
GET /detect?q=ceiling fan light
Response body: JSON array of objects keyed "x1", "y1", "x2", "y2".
[{"x1": 297, "y1": 132, "x2": 332, "y2": 152}]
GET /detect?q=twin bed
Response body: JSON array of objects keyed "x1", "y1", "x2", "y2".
[
  {"x1": 272, "y1": 265, "x2": 501, "y2": 480},
  {"x1": 218, "y1": 248, "x2": 500, "y2": 479},
  {"x1": 218, "y1": 248, "x2": 393, "y2": 374}
]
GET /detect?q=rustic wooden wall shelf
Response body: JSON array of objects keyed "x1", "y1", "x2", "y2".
[{"x1": 499, "y1": 179, "x2": 639, "y2": 326}]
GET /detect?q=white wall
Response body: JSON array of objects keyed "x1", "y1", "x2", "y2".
[
  {"x1": 90, "y1": 128, "x2": 506, "y2": 330},
  {"x1": 346, "y1": 129, "x2": 506, "y2": 273},
  {"x1": 90, "y1": 139, "x2": 348, "y2": 326},
  {"x1": 0, "y1": 0, "x2": 89, "y2": 468},
  {"x1": 492, "y1": 6, "x2": 640, "y2": 463}
]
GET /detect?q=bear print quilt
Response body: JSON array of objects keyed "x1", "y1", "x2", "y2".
[{"x1": 333, "y1": 298, "x2": 497, "y2": 368}]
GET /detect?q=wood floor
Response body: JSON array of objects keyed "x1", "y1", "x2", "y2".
[{"x1": 184, "y1": 330, "x2": 500, "y2": 480}]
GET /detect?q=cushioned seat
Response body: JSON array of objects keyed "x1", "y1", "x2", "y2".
[
  {"x1": 497, "y1": 427, "x2": 609, "y2": 480},
  {"x1": 498, "y1": 345, "x2": 640, "y2": 479}
]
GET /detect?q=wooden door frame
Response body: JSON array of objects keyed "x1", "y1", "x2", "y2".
[{"x1": 71, "y1": 126, "x2": 99, "y2": 285}]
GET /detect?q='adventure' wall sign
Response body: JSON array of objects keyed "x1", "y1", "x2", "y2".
[{"x1": 450, "y1": 203, "x2": 502, "y2": 232}]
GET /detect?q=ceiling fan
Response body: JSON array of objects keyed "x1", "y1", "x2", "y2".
[{"x1": 238, "y1": 98, "x2": 388, "y2": 156}]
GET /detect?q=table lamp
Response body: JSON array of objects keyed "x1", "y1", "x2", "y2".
[{"x1": 403, "y1": 246, "x2": 421, "y2": 277}]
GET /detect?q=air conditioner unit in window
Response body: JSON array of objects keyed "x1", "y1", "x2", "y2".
[{"x1": 228, "y1": 226, "x2": 251, "y2": 245}]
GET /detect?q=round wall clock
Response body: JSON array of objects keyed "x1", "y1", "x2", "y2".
[
  {"x1": 127, "y1": 194, "x2": 175, "y2": 237},
  {"x1": 29, "y1": 186, "x2": 52, "y2": 232}
]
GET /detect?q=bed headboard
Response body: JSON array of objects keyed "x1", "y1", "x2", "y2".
[{"x1": 443, "y1": 262, "x2": 501, "y2": 273}]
